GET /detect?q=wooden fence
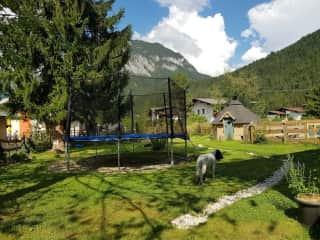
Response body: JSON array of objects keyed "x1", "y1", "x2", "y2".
[
  {"x1": 187, "y1": 123, "x2": 212, "y2": 136},
  {"x1": 246, "y1": 119, "x2": 320, "y2": 144},
  {"x1": 0, "y1": 139, "x2": 22, "y2": 153}
]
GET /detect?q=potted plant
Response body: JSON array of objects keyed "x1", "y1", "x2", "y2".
[{"x1": 285, "y1": 154, "x2": 320, "y2": 226}]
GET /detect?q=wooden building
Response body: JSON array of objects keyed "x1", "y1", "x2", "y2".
[{"x1": 212, "y1": 99, "x2": 260, "y2": 140}]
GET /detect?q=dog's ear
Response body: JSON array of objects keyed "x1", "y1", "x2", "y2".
[{"x1": 216, "y1": 149, "x2": 224, "y2": 160}]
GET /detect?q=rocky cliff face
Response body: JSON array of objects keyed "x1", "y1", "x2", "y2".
[{"x1": 127, "y1": 40, "x2": 208, "y2": 80}]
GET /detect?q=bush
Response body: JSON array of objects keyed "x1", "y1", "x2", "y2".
[
  {"x1": 31, "y1": 132, "x2": 52, "y2": 152},
  {"x1": 285, "y1": 154, "x2": 320, "y2": 195},
  {"x1": 254, "y1": 131, "x2": 267, "y2": 144},
  {"x1": 8, "y1": 152, "x2": 29, "y2": 163},
  {"x1": 150, "y1": 139, "x2": 167, "y2": 151},
  {"x1": 188, "y1": 113, "x2": 207, "y2": 124}
]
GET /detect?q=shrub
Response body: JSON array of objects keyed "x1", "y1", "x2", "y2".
[
  {"x1": 8, "y1": 152, "x2": 29, "y2": 163},
  {"x1": 150, "y1": 139, "x2": 167, "y2": 151},
  {"x1": 254, "y1": 131, "x2": 267, "y2": 144},
  {"x1": 31, "y1": 132, "x2": 52, "y2": 152},
  {"x1": 188, "y1": 113, "x2": 207, "y2": 124},
  {"x1": 285, "y1": 154, "x2": 320, "y2": 195}
]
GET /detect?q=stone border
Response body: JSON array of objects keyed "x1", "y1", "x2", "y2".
[
  {"x1": 48, "y1": 160, "x2": 172, "y2": 174},
  {"x1": 171, "y1": 160, "x2": 289, "y2": 229}
]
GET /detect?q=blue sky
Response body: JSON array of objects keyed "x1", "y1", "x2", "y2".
[{"x1": 113, "y1": 0, "x2": 320, "y2": 76}]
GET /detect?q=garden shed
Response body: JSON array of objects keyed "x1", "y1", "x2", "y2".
[{"x1": 212, "y1": 99, "x2": 259, "y2": 140}]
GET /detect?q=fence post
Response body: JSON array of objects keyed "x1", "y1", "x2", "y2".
[
  {"x1": 304, "y1": 122, "x2": 308, "y2": 141},
  {"x1": 282, "y1": 119, "x2": 288, "y2": 143},
  {"x1": 250, "y1": 124, "x2": 255, "y2": 144}
]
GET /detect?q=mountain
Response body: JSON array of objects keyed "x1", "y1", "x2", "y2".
[
  {"x1": 126, "y1": 40, "x2": 213, "y2": 96},
  {"x1": 214, "y1": 29, "x2": 320, "y2": 112}
]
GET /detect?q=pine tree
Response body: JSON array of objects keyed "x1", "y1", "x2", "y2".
[
  {"x1": 306, "y1": 85, "x2": 320, "y2": 117},
  {"x1": 0, "y1": 0, "x2": 131, "y2": 151}
]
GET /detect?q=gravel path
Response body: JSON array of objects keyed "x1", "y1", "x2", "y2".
[{"x1": 171, "y1": 160, "x2": 289, "y2": 229}]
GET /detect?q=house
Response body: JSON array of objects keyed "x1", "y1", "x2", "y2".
[
  {"x1": 212, "y1": 99, "x2": 260, "y2": 140},
  {"x1": 192, "y1": 98, "x2": 227, "y2": 122},
  {"x1": 0, "y1": 111, "x2": 7, "y2": 139},
  {"x1": 267, "y1": 107, "x2": 305, "y2": 121},
  {"x1": 279, "y1": 107, "x2": 305, "y2": 120},
  {"x1": 6, "y1": 113, "x2": 32, "y2": 139},
  {"x1": 0, "y1": 98, "x2": 33, "y2": 139},
  {"x1": 267, "y1": 111, "x2": 286, "y2": 121},
  {"x1": 150, "y1": 106, "x2": 169, "y2": 121},
  {"x1": 149, "y1": 106, "x2": 179, "y2": 121}
]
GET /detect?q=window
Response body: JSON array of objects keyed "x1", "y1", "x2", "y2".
[
  {"x1": 202, "y1": 108, "x2": 205, "y2": 115},
  {"x1": 197, "y1": 109, "x2": 200, "y2": 115}
]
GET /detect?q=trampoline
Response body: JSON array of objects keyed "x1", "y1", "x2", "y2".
[{"x1": 64, "y1": 77, "x2": 188, "y2": 169}]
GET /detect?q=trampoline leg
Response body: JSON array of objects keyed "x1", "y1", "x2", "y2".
[
  {"x1": 170, "y1": 138, "x2": 174, "y2": 166},
  {"x1": 185, "y1": 138, "x2": 188, "y2": 161},
  {"x1": 167, "y1": 138, "x2": 169, "y2": 160},
  {"x1": 117, "y1": 140, "x2": 121, "y2": 170},
  {"x1": 64, "y1": 141, "x2": 70, "y2": 172},
  {"x1": 95, "y1": 142, "x2": 98, "y2": 158}
]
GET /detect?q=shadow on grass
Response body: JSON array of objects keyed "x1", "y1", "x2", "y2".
[
  {"x1": 75, "y1": 175, "x2": 165, "y2": 240},
  {"x1": 1, "y1": 147, "x2": 319, "y2": 239},
  {"x1": 72, "y1": 152, "x2": 290, "y2": 239},
  {"x1": 0, "y1": 165, "x2": 71, "y2": 236},
  {"x1": 271, "y1": 149, "x2": 320, "y2": 240}
]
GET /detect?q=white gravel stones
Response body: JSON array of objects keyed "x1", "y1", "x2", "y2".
[{"x1": 171, "y1": 160, "x2": 289, "y2": 229}]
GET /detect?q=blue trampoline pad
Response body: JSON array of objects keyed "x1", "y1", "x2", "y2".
[{"x1": 67, "y1": 133, "x2": 188, "y2": 142}]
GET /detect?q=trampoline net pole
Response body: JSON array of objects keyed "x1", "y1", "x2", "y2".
[
  {"x1": 184, "y1": 89, "x2": 188, "y2": 160},
  {"x1": 167, "y1": 77, "x2": 174, "y2": 166},
  {"x1": 163, "y1": 93, "x2": 170, "y2": 160},
  {"x1": 64, "y1": 80, "x2": 72, "y2": 172},
  {"x1": 117, "y1": 77, "x2": 121, "y2": 169},
  {"x1": 130, "y1": 91, "x2": 134, "y2": 153}
]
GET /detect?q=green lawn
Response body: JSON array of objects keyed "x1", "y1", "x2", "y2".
[{"x1": 0, "y1": 136, "x2": 319, "y2": 239}]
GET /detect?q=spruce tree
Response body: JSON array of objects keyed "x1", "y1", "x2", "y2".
[
  {"x1": 0, "y1": 0, "x2": 131, "y2": 151},
  {"x1": 306, "y1": 85, "x2": 320, "y2": 117}
]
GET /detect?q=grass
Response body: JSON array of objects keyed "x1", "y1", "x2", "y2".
[{"x1": 0, "y1": 136, "x2": 319, "y2": 239}]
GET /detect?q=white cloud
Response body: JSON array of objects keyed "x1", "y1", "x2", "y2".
[
  {"x1": 244, "y1": 0, "x2": 320, "y2": 52},
  {"x1": 156, "y1": 0, "x2": 209, "y2": 12},
  {"x1": 140, "y1": 4, "x2": 237, "y2": 76},
  {"x1": 132, "y1": 31, "x2": 142, "y2": 40},
  {"x1": 241, "y1": 28, "x2": 255, "y2": 38},
  {"x1": 241, "y1": 45, "x2": 268, "y2": 63}
]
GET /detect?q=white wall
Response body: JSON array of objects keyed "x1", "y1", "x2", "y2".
[
  {"x1": 192, "y1": 102, "x2": 214, "y2": 122},
  {"x1": 9, "y1": 120, "x2": 20, "y2": 139},
  {"x1": 285, "y1": 111, "x2": 303, "y2": 120}
]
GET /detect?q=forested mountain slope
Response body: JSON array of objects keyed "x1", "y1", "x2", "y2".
[{"x1": 213, "y1": 29, "x2": 320, "y2": 113}]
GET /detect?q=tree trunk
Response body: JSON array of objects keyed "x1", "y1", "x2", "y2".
[{"x1": 52, "y1": 124, "x2": 65, "y2": 152}]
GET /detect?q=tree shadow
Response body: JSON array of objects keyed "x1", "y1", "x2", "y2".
[
  {"x1": 0, "y1": 160, "x2": 73, "y2": 237},
  {"x1": 75, "y1": 174, "x2": 166, "y2": 240},
  {"x1": 271, "y1": 149, "x2": 320, "y2": 240}
]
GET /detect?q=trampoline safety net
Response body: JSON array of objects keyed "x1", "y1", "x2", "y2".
[{"x1": 66, "y1": 77, "x2": 187, "y2": 142}]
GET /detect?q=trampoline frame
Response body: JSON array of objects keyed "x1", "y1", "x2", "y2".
[{"x1": 64, "y1": 77, "x2": 188, "y2": 170}]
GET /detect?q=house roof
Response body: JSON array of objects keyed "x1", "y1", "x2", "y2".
[
  {"x1": 212, "y1": 100, "x2": 260, "y2": 125},
  {"x1": 0, "y1": 97, "x2": 9, "y2": 105},
  {"x1": 0, "y1": 111, "x2": 8, "y2": 117},
  {"x1": 192, "y1": 98, "x2": 227, "y2": 105},
  {"x1": 268, "y1": 111, "x2": 286, "y2": 116},
  {"x1": 150, "y1": 106, "x2": 168, "y2": 111},
  {"x1": 281, "y1": 107, "x2": 305, "y2": 113}
]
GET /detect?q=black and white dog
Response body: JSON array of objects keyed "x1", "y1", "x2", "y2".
[{"x1": 195, "y1": 150, "x2": 223, "y2": 185}]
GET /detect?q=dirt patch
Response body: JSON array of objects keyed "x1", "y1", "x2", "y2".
[{"x1": 49, "y1": 152, "x2": 185, "y2": 174}]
